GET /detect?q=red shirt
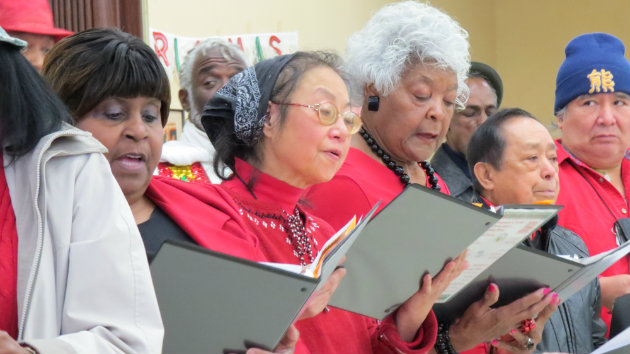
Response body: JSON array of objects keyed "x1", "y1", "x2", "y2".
[
  {"x1": 555, "y1": 140, "x2": 630, "y2": 331},
  {"x1": 304, "y1": 147, "x2": 449, "y2": 230},
  {"x1": 149, "y1": 158, "x2": 436, "y2": 353},
  {"x1": 304, "y1": 148, "x2": 452, "y2": 351},
  {"x1": 0, "y1": 156, "x2": 18, "y2": 339},
  {"x1": 304, "y1": 149, "x2": 491, "y2": 354}
]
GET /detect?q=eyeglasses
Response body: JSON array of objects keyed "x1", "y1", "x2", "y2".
[{"x1": 273, "y1": 102, "x2": 362, "y2": 134}]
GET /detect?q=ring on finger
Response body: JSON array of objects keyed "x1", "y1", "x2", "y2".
[{"x1": 526, "y1": 337, "x2": 535, "y2": 350}]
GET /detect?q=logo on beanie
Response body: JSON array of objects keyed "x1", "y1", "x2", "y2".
[{"x1": 587, "y1": 69, "x2": 615, "y2": 94}]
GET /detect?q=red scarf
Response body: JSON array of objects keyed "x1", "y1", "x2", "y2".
[{"x1": 0, "y1": 154, "x2": 18, "y2": 338}]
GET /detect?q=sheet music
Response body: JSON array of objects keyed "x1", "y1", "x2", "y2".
[
  {"x1": 439, "y1": 208, "x2": 559, "y2": 302},
  {"x1": 591, "y1": 327, "x2": 630, "y2": 354}
]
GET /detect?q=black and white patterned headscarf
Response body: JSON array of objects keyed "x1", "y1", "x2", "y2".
[{"x1": 202, "y1": 54, "x2": 296, "y2": 146}]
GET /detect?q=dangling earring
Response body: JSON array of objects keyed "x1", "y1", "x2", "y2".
[{"x1": 367, "y1": 96, "x2": 380, "y2": 111}]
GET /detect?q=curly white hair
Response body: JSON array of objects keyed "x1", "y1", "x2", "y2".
[
  {"x1": 178, "y1": 39, "x2": 247, "y2": 95},
  {"x1": 345, "y1": 1, "x2": 470, "y2": 108}
]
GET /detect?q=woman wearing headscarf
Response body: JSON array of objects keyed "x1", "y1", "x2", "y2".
[
  {"x1": 0, "y1": 27, "x2": 162, "y2": 354},
  {"x1": 144, "y1": 50, "x2": 468, "y2": 353},
  {"x1": 304, "y1": 2, "x2": 556, "y2": 353}
]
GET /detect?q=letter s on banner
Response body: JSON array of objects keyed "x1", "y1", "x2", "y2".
[
  {"x1": 269, "y1": 35, "x2": 282, "y2": 56},
  {"x1": 153, "y1": 31, "x2": 170, "y2": 67}
]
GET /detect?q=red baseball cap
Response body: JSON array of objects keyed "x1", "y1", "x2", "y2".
[{"x1": 0, "y1": 0, "x2": 73, "y2": 41}]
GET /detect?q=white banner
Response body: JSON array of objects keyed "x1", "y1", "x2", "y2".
[{"x1": 149, "y1": 28, "x2": 299, "y2": 83}]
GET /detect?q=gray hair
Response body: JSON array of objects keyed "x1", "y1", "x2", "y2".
[
  {"x1": 345, "y1": 1, "x2": 470, "y2": 108},
  {"x1": 555, "y1": 106, "x2": 567, "y2": 121},
  {"x1": 178, "y1": 38, "x2": 247, "y2": 95}
]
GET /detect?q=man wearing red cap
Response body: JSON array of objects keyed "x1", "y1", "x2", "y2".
[{"x1": 0, "y1": 0, "x2": 72, "y2": 71}]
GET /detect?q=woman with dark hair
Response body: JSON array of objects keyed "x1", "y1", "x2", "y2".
[
  {"x1": 43, "y1": 27, "x2": 170, "y2": 226},
  {"x1": 148, "y1": 51, "x2": 467, "y2": 354},
  {"x1": 42, "y1": 27, "x2": 265, "y2": 263},
  {"x1": 0, "y1": 27, "x2": 162, "y2": 354}
]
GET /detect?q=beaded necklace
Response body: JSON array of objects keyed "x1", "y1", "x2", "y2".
[
  {"x1": 359, "y1": 128, "x2": 440, "y2": 190},
  {"x1": 237, "y1": 201, "x2": 318, "y2": 266},
  {"x1": 283, "y1": 207, "x2": 316, "y2": 266}
]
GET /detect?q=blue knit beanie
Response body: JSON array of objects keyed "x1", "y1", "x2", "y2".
[{"x1": 554, "y1": 33, "x2": 630, "y2": 114}]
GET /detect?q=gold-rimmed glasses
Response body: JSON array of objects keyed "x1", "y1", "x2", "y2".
[{"x1": 273, "y1": 102, "x2": 362, "y2": 134}]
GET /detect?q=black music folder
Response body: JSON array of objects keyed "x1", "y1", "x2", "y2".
[
  {"x1": 151, "y1": 204, "x2": 377, "y2": 354},
  {"x1": 329, "y1": 184, "x2": 561, "y2": 319}
]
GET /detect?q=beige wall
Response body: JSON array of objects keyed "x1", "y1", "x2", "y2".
[
  {"x1": 147, "y1": 0, "x2": 390, "y2": 56},
  {"x1": 147, "y1": 0, "x2": 390, "y2": 113},
  {"x1": 147, "y1": 0, "x2": 630, "y2": 132},
  {"x1": 433, "y1": 0, "x2": 629, "y2": 132}
]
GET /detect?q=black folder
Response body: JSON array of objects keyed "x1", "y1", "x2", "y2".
[
  {"x1": 329, "y1": 184, "x2": 560, "y2": 319},
  {"x1": 433, "y1": 244, "x2": 581, "y2": 324},
  {"x1": 150, "y1": 204, "x2": 377, "y2": 354},
  {"x1": 151, "y1": 241, "x2": 318, "y2": 354},
  {"x1": 434, "y1": 239, "x2": 630, "y2": 324}
]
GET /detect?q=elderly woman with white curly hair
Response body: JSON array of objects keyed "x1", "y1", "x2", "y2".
[{"x1": 306, "y1": 1, "x2": 556, "y2": 353}]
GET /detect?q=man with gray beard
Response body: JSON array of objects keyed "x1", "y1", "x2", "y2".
[{"x1": 158, "y1": 39, "x2": 246, "y2": 183}]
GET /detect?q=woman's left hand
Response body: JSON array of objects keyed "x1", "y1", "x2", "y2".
[
  {"x1": 298, "y1": 263, "x2": 347, "y2": 320},
  {"x1": 396, "y1": 250, "x2": 468, "y2": 342},
  {"x1": 491, "y1": 295, "x2": 560, "y2": 353},
  {"x1": 246, "y1": 325, "x2": 299, "y2": 354}
]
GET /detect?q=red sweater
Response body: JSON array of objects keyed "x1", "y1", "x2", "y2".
[{"x1": 148, "y1": 158, "x2": 437, "y2": 353}]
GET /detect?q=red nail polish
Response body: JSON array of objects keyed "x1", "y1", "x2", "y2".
[
  {"x1": 487, "y1": 283, "x2": 497, "y2": 292},
  {"x1": 552, "y1": 293, "x2": 558, "y2": 300},
  {"x1": 542, "y1": 288, "x2": 551, "y2": 295},
  {"x1": 491, "y1": 340, "x2": 498, "y2": 346},
  {"x1": 510, "y1": 329, "x2": 516, "y2": 335}
]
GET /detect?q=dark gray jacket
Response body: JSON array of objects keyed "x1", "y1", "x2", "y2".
[
  {"x1": 526, "y1": 221, "x2": 607, "y2": 353},
  {"x1": 431, "y1": 144, "x2": 474, "y2": 203},
  {"x1": 472, "y1": 195, "x2": 607, "y2": 353}
]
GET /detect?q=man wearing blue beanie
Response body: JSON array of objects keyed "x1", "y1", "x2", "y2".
[{"x1": 554, "y1": 32, "x2": 630, "y2": 335}]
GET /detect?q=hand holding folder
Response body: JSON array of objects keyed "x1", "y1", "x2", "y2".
[
  {"x1": 396, "y1": 249, "x2": 469, "y2": 342},
  {"x1": 489, "y1": 295, "x2": 558, "y2": 354},
  {"x1": 298, "y1": 264, "x2": 346, "y2": 320},
  {"x1": 328, "y1": 185, "x2": 560, "y2": 320},
  {"x1": 151, "y1": 204, "x2": 379, "y2": 354},
  {"x1": 245, "y1": 325, "x2": 300, "y2": 354},
  {"x1": 446, "y1": 284, "x2": 558, "y2": 352}
]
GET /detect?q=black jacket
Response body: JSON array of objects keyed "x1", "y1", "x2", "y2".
[
  {"x1": 431, "y1": 144, "x2": 474, "y2": 203},
  {"x1": 474, "y1": 195, "x2": 607, "y2": 353}
]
